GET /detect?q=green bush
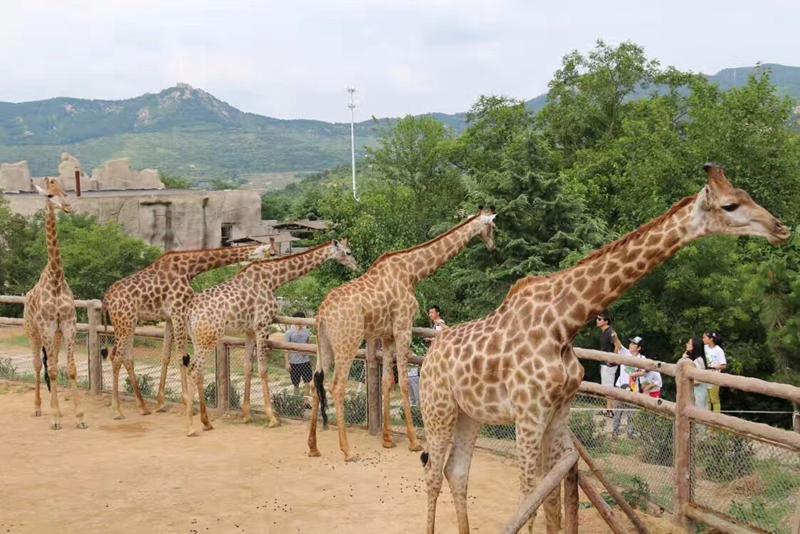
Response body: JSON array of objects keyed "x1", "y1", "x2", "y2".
[
  {"x1": 632, "y1": 411, "x2": 673, "y2": 466},
  {"x1": 204, "y1": 382, "x2": 217, "y2": 407},
  {"x1": 621, "y1": 476, "x2": 651, "y2": 511},
  {"x1": 728, "y1": 498, "x2": 789, "y2": 534},
  {"x1": 400, "y1": 405, "x2": 424, "y2": 428},
  {"x1": 698, "y1": 431, "x2": 755, "y2": 482},
  {"x1": 124, "y1": 374, "x2": 154, "y2": 398},
  {"x1": 271, "y1": 390, "x2": 305, "y2": 418},
  {"x1": 569, "y1": 410, "x2": 605, "y2": 450},
  {"x1": 0, "y1": 357, "x2": 18, "y2": 379}
]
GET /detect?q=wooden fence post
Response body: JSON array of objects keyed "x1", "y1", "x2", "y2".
[
  {"x1": 367, "y1": 340, "x2": 381, "y2": 435},
  {"x1": 216, "y1": 342, "x2": 230, "y2": 412},
  {"x1": 793, "y1": 402, "x2": 799, "y2": 433},
  {"x1": 87, "y1": 300, "x2": 102, "y2": 395},
  {"x1": 674, "y1": 358, "x2": 695, "y2": 532}
]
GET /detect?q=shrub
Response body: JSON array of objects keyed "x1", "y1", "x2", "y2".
[
  {"x1": 698, "y1": 431, "x2": 755, "y2": 482},
  {"x1": 204, "y1": 382, "x2": 217, "y2": 407},
  {"x1": 569, "y1": 409, "x2": 605, "y2": 450},
  {"x1": 124, "y1": 374, "x2": 154, "y2": 397},
  {"x1": 632, "y1": 411, "x2": 674, "y2": 466},
  {"x1": 0, "y1": 357, "x2": 18, "y2": 379},
  {"x1": 271, "y1": 390, "x2": 306, "y2": 418},
  {"x1": 621, "y1": 476, "x2": 651, "y2": 511}
]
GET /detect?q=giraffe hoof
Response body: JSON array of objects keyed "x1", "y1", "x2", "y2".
[
  {"x1": 308, "y1": 449, "x2": 322, "y2": 457},
  {"x1": 242, "y1": 415, "x2": 252, "y2": 424},
  {"x1": 33, "y1": 409, "x2": 41, "y2": 417},
  {"x1": 186, "y1": 429, "x2": 198, "y2": 437},
  {"x1": 50, "y1": 422, "x2": 62, "y2": 431},
  {"x1": 140, "y1": 408, "x2": 152, "y2": 416},
  {"x1": 203, "y1": 424, "x2": 214, "y2": 431},
  {"x1": 266, "y1": 420, "x2": 280, "y2": 429},
  {"x1": 344, "y1": 453, "x2": 360, "y2": 463},
  {"x1": 155, "y1": 404, "x2": 168, "y2": 413},
  {"x1": 113, "y1": 414, "x2": 125, "y2": 420},
  {"x1": 408, "y1": 443, "x2": 423, "y2": 452},
  {"x1": 76, "y1": 421, "x2": 88, "y2": 430},
  {"x1": 382, "y1": 440, "x2": 397, "y2": 449}
]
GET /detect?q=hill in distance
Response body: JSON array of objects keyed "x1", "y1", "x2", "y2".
[{"x1": 1, "y1": 65, "x2": 798, "y2": 186}]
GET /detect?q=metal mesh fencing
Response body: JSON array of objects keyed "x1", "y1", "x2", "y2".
[
  {"x1": 691, "y1": 422, "x2": 800, "y2": 534},
  {"x1": 0, "y1": 331, "x2": 91, "y2": 389},
  {"x1": 97, "y1": 333, "x2": 190, "y2": 407},
  {"x1": 226, "y1": 341, "x2": 368, "y2": 426}
]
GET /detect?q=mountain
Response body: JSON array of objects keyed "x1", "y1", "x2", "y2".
[{"x1": 1, "y1": 65, "x2": 798, "y2": 183}]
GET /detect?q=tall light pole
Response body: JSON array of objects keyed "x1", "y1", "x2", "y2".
[{"x1": 347, "y1": 86, "x2": 359, "y2": 202}]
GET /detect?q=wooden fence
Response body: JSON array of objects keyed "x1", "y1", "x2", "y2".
[{"x1": 2, "y1": 294, "x2": 799, "y2": 533}]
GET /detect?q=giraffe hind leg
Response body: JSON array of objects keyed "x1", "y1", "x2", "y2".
[
  {"x1": 62, "y1": 322, "x2": 87, "y2": 429},
  {"x1": 444, "y1": 412, "x2": 482, "y2": 534}
]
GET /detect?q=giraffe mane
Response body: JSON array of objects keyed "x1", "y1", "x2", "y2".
[
  {"x1": 371, "y1": 214, "x2": 480, "y2": 266},
  {"x1": 237, "y1": 241, "x2": 332, "y2": 273},
  {"x1": 155, "y1": 243, "x2": 260, "y2": 262},
  {"x1": 501, "y1": 195, "x2": 697, "y2": 302}
]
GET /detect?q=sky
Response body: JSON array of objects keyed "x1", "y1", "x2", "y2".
[{"x1": 2, "y1": 0, "x2": 798, "y2": 123}]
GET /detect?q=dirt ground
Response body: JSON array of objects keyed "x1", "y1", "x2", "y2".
[{"x1": 0, "y1": 381, "x2": 681, "y2": 534}]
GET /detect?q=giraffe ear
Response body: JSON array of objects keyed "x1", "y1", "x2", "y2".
[{"x1": 333, "y1": 239, "x2": 341, "y2": 248}]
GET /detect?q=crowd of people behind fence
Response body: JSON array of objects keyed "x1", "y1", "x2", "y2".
[{"x1": 595, "y1": 310, "x2": 727, "y2": 438}]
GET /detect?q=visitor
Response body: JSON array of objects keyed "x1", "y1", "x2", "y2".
[
  {"x1": 409, "y1": 306, "x2": 447, "y2": 406},
  {"x1": 627, "y1": 336, "x2": 662, "y2": 398},
  {"x1": 284, "y1": 312, "x2": 312, "y2": 402},
  {"x1": 611, "y1": 335, "x2": 635, "y2": 440},
  {"x1": 703, "y1": 331, "x2": 727, "y2": 412},
  {"x1": 596, "y1": 310, "x2": 619, "y2": 417},
  {"x1": 682, "y1": 337, "x2": 710, "y2": 410}
]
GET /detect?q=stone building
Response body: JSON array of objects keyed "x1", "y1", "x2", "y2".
[{"x1": 1, "y1": 154, "x2": 262, "y2": 251}]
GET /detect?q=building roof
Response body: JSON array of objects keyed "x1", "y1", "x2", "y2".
[
  {"x1": 230, "y1": 231, "x2": 300, "y2": 245},
  {"x1": 273, "y1": 219, "x2": 330, "y2": 231}
]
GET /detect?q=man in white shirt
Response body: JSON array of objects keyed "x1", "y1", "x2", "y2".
[{"x1": 409, "y1": 306, "x2": 446, "y2": 406}]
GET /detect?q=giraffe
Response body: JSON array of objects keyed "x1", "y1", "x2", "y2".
[
  {"x1": 23, "y1": 177, "x2": 87, "y2": 430},
  {"x1": 101, "y1": 243, "x2": 269, "y2": 419},
  {"x1": 419, "y1": 165, "x2": 791, "y2": 534},
  {"x1": 307, "y1": 208, "x2": 498, "y2": 461},
  {"x1": 184, "y1": 240, "x2": 358, "y2": 436}
]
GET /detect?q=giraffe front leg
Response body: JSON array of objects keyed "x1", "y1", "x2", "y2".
[
  {"x1": 183, "y1": 361, "x2": 197, "y2": 437},
  {"x1": 257, "y1": 330, "x2": 280, "y2": 428},
  {"x1": 63, "y1": 323, "x2": 87, "y2": 429},
  {"x1": 380, "y1": 338, "x2": 396, "y2": 448},
  {"x1": 421, "y1": 388, "x2": 458, "y2": 534},
  {"x1": 197, "y1": 362, "x2": 213, "y2": 432},
  {"x1": 155, "y1": 318, "x2": 174, "y2": 412},
  {"x1": 333, "y1": 362, "x2": 358, "y2": 462},
  {"x1": 506, "y1": 411, "x2": 548, "y2": 534},
  {"x1": 241, "y1": 337, "x2": 255, "y2": 423},
  {"x1": 307, "y1": 370, "x2": 322, "y2": 457},
  {"x1": 541, "y1": 403, "x2": 576, "y2": 534},
  {"x1": 393, "y1": 329, "x2": 423, "y2": 452}
]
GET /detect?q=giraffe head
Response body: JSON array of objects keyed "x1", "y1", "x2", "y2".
[
  {"x1": 693, "y1": 164, "x2": 790, "y2": 245},
  {"x1": 477, "y1": 206, "x2": 497, "y2": 251},
  {"x1": 34, "y1": 177, "x2": 72, "y2": 213},
  {"x1": 331, "y1": 239, "x2": 360, "y2": 271}
]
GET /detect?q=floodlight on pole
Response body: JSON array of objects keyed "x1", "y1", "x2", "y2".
[{"x1": 347, "y1": 86, "x2": 360, "y2": 202}]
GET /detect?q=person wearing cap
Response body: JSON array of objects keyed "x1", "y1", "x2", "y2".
[
  {"x1": 628, "y1": 336, "x2": 662, "y2": 398},
  {"x1": 611, "y1": 335, "x2": 636, "y2": 439},
  {"x1": 703, "y1": 331, "x2": 727, "y2": 412},
  {"x1": 596, "y1": 310, "x2": 619, "y2": 417}
]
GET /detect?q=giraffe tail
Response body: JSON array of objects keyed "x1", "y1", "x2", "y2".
[
  {"x1": 420, "y1": 451, "x2": 429, "y2": 467},
  {"x1": 42, "y1": 347, "x2": 51, "y2": 392},
  {"x1": 314, "y1": 370, "x2": 328, "y2": 426}
]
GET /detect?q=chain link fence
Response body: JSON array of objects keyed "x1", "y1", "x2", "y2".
[{"x1": 0, "y1": 331, "x2": 91, "y2": 390}]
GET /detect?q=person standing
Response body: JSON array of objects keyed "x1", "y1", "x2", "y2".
[
  {"x1": 596, "y1": 311, "x2": 619, "y2": 417},
  {"x1": 284, "y1": 312, "x2": 312, "y2": 399},
  {"x1": 409, "y1": 306, "x2": 447, "y2": 406},
  {"x1": 703, "y1": 331, "x2": 727, "y2": 412},
  {"x1": 611, "y1": 336, "x2": 635, "y2": 440},
  {"x1": 682, "y1": 337, "x2": 710, "y2": 410}
]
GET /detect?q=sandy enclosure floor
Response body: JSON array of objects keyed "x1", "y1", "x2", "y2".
[{"x1": 0, "y1": 381, "x2": 679, "y2": 534}]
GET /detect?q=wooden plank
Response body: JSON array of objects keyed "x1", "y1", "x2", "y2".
[
  {"x1": 87, "y1": 304, "x2": 102, "y2": 395},
  {"x1": 366, "y1": 340, "x2": 381, "y2": 435},
  {"x1": 684, "y1": 504, "x2": 764, "y2": 534},
  {"x1": 579, "y1": 381, "x2": 676, "y2": 417},
  {"x1": 683, "y1": 364, "x2": 800, "y2": 405},
  {"x1": 571, "y1": 433, "x2": 649, "y2": 534},
  {"x1": 575, "y1": 347, "x2": 677, "y2": 377},
  {"x1": 685, "y1": 405, "x2": 800, "y2": 451},
  {"x1": 577, "y1": 472, "x2": 627, "y2": 534},
  {"x1": 674, "y1": 359, "x2": 695, "y2": 532},
  {"x1": 503, "y1": 451, "x2": 578, "y2": 534}
]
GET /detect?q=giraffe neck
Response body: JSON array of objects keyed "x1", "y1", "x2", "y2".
[
  {"x1": 244, "y1": 243, "x2": 332, "y2": 289},
  {"x1": 43, "y1": 203, "x2": 65, "y2": 284},
  {"x1": 390, "y1": 216, "x2": 483, "y2": 283},
  {"x1": 160, "y1": 244, "x2": 266, "y2": 279},
  {"x1": 564, "y1": 194, "x2": 701, "y2": 326}
]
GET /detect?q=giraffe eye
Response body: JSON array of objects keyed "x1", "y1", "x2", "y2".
[{"x1": 722, "y1": 203, "x2": 740, "y2": 212}]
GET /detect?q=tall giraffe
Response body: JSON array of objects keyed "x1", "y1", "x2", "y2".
[
  {"x1": 102, "y1": 243, "x2": 269, "y2": 419},
  {"x1": 184, "y1": 240, "x2": 358, "y2": 436},
  {"x1": 420, "y1": 165, "x2": 791, "y2": 534},
  {"x1": 307, "y1": 209, "x2": 497, "y2": 461},
  {"x1": 23, "y1": 178, "x2": 87, "y2": 430}
]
